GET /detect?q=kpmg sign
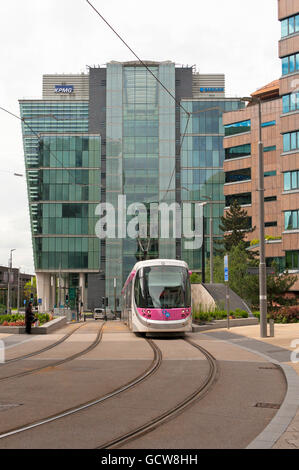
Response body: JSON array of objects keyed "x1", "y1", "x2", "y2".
[
  {"x1": 200, "y1": 87, "x2": 224, "y2": 93},
  {"x1": 55, "y1": 85, "x2": 74, "y2": 94}
]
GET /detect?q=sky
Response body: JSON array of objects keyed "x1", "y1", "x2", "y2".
[{"x1": 0, "y1": 0, "x2": 281, "y2": 275}]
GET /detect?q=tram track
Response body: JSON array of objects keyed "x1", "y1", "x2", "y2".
[
  {"x1": 0, "y1": 333, "x2": 218, "y2": 449},
  {"x1": 98, "y1": 337, "x2": 218, "y2": 449},
  {"x1": 0, "y1": 336, "x2": 162, "y2": 442},
  {"x1": 0, "y1": 321, "x2": 104, "y2": 382},
  {"x1": 1, "y1": 322, "x2": 85, "y2": 366}
]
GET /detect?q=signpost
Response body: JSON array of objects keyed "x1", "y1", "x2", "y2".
[{"x1": 224, "y1": 255, "x2": 230, "y2": 330}]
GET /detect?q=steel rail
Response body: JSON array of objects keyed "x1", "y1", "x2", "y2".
[
  {"x1": 1, "y1": 322, "x2": 85, "y2": 366},
  {"x1": 0, "y1": 337, "x2": 162, "y2": 441},
  {"x1": 98, "y1": 337, "x2": 218, "y2": 449},
  {"x1": 0, "y1": 321, "x2": 103, "y2": 382}
]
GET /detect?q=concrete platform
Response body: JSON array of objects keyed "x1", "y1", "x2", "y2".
[{"x1": 192, "y1": 317, "x2": 259, "y2": 332}]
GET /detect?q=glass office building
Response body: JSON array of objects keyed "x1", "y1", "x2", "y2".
[
  {"x1": 19, "y1": 98, "x2": 101, "y2": 311},
  {"x1": 20, "y1": 65, "x2": 241, "y2": 311},
  {"x1": 180, "y1": 99, "x2": 244, "y2": 270},
  {"x1": 105, "y1": 62, "x2": 176, "y2": 304}
]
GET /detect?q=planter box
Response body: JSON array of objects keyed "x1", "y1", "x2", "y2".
[
  {"x1": 0, "y1": 316, "x2": 67, "y2": 335},
  {"x1": 192, "y1": 317, "x2": 259, "y2": 332}
]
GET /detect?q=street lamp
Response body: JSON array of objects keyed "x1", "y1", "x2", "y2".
[
  {"x1": 202, "y1": 195, "x2": 213, "y2": 283},
  {"x1": 241, "y1": 96, "x2": 267, "y2": 338},
  {"x1": 7, "y1": 249, "x2": 16, "y2": 314}
]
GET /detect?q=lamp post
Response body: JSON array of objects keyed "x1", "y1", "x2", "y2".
[
  {"x1": 202, "y1": 195, "x2": 213, "y2": 283},
  {"x1": 241, "y1": 96, "x2": 267, "y2": 338},
  {"x1": 7, "y1": 249, "x2": 16, "y2": 314}
]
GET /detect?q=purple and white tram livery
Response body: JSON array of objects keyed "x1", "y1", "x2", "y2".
[{"x1": 121, "y1": 259, "x2": 192, "y2": 333}]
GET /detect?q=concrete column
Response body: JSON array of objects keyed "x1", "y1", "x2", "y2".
[
  {"x1": 36, "y1": 273, "x2": 51, "y2": 313},
  {"x1": 79, "y1": 273, "x2": 87, "y2": 311},
  {"x1": 50, "y1": 274, "x2": 56, "y2": 311}
]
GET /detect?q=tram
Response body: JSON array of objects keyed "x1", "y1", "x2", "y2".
[{"x1": 121, "y1": 259, "x2": 192, "y2": 334}]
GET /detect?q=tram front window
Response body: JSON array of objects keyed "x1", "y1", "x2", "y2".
[{"x1": 134, "y1": 266, "x2": 191, "y2": 309}]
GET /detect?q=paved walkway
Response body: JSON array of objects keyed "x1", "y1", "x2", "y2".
[{"x1": 203, "y1": 323, "x2": 299, "y2": 449}]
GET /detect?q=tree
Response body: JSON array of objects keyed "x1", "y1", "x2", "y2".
[
  {"x1": 190, "y1": 272, "x2": 201, "y2": 284},
  {"x1": 227, "y1": 244, "x2": 297, "y2": 310},
  {"x1": 228, "y1": 243, "x2": 259, "y2": 305},
  {"x1": 217, "y1": 200, "x2": 255, "y2": 254},
  {"x1": 24, "y1": 277, "x2": 37, "y2": 304},
  {"x1": 266, "y1": 263, "x2": 297, "y2": 313}
]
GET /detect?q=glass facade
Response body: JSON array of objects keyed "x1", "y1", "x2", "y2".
[
  {"x1": 105, "y1": 62, "x2": 176, "y2": 304},
  {"x1": 282, "y1": 93, "x2": 299, "y2": 113},
  {"x1": 261, "y1": 120, "x2": 276, "y2": 127},
  {"x1": 225, "y1": 143, "x2": 251, "y2": 160},
  {"x1": 281, "y1": 53, "x2": 299, "y2": 75},
  {"x1": 285, "y1": 210, "x2": 299, "y2": 230},
  {"x1": 225, "y1": 192, "x2": 251, "y2": 207},
  {"x1": 284, "y1": 170, "x2": 299, "y2": 191},
  {"x1": 225, "y1": 168, "x2": 251, "y2": 183},
  {"x1": 180, "y1": 99, "x2": 244, "y2": 270},
  {"x1": 283, "y1": 131, "x2": 299, "y2": 152},
  {"x1": 19, "y1": 101, "x2": 101, "y2": 274},
  {"x1": 281, "y1": 14, "x2": 299, "y2": 38},
  {"x1": 286, "y1": 250, "x2": 299, "y2": 270},
  {"x1": 264, "y1": 145, "x2": 276, "y2": 152},
  {"x1": 224, "y1": 119, "x2": 250, "y2": 136}
]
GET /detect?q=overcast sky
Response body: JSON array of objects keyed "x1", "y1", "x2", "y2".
[{"x1": 0, "y1": 0, "x2": 281, "y2": 274}]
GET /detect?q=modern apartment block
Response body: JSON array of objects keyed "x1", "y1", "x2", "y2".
[
  {"x1": 223, "y1": 0, "x2": 299, "y2": 291},
  {"x1": 279, "y1": 0, "x2": 299, "y2": 285},
  {"x1": 20, "y1": 63, "x2": 242, "y2": 311}
]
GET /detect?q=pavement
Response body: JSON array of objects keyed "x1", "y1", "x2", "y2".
[
  {"x1": 0, "y1": 320, "x2": 298, "y2": 449},
  {"x1": 200, "y1": 323, "x2": 299, "y2": 449}
]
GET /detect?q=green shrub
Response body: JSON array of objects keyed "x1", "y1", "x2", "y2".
[
  {"x1": 234, "y1": 308, "x2": 248, "y2": 318},
  {"x1": 271, "y1": 306, "x2": 299, "y2": 323}
]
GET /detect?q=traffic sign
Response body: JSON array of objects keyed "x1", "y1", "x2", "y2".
[{"x1": 224, "y1": 255, "x2": 229, "y2": 282}]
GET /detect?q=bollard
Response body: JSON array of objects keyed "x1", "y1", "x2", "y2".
[{"x1": 269, "y1": 319, "x2": 275, "y2": 337}]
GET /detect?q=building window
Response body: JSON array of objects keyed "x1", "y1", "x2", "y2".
[
  {"x1": 264, "y1": 196, "x2": 277, "y2": 202},
  {"x1": 225, "y1": 144, "x2": 251, "y2": 160},
  {"x1": 281, "y1": 54, "x2": 299, "y2": 75},
  {"x1": 286, "y1": 251, "x2": 299, "y2": 270},
  {"x1": 265, "y1": 221, "x2": 277, "y2": 227},
  {"x1": 264, "y1": 145, "x2": 276, "y2": 153},
  {"x1": 225, "y1": 168, "x2": 251, "y2": 183},
  {"x1": 282, "y1": 93, "x2": 299, "y2": 113},
  {"x1": 285, "y1": 210, "x2": 299, "y2": 230},
  {"x1": 266, "y1": 256, "x2": 285, "y2": 273},
  {"x1": 284, "y1": 170, "x2": 299, "y2": 191},
  {"x1": 281, "y1": 14, "x2": 299, "y2": 38},
  {"x1": 224, "y1": 119, "x2": 251, "y2": 137},
  {"x1": 225, "y1": 192, "x2": 251, "y2": 207},
  {"x1": 283, "y1": 131, "x2": 299, "y2": 152},
  {"x1": 261, "y1": 120, "x2": 276, "y2": 128},
  {"x1": 264, "y1": 170, "x2": 276, "y2": 177}
]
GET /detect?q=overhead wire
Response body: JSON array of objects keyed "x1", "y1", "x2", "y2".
[{"x1": 85, "y1": 1, "x2": 284, "y2": 202}]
